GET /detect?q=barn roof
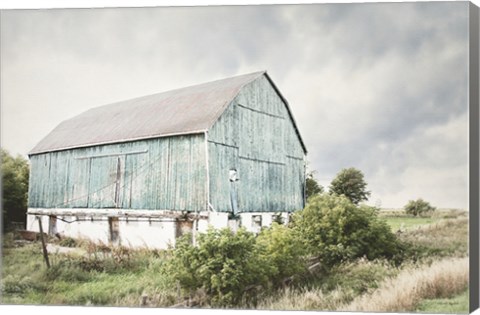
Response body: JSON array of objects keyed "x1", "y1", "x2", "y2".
[{"x1": 30, "y1": 71, "x2": 306, "y2": 155}]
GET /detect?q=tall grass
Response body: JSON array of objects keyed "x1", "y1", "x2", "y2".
[
  {"x1": 254, "y1": 286, "x2": 352, "y2": 311},
  {"x1": 400, "y1": 217, "x2": 468, "y2": 258},
  {"x1": 252, "y1": 258, "x2": 398, "y2": 311},
  {"x1": 2, "y1": 213, "x2": 468, "y2": 310},
  {"x1": 340, "y1": 256, "x2": 468, "y2": 312},
  {"x1": 1, "y1": 239, "x2": 178, "y2": 306}
]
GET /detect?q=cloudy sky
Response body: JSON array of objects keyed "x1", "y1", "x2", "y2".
[{"x1": 0, "y1": 1, "x2": 471, "y2": 209}]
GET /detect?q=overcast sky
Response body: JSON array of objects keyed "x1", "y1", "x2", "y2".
[{"x1": 0, "y1": 2, "x2": 471, "y2": 209}]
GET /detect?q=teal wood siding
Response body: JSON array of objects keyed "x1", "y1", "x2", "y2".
[
  {"x1": 28, "y1": 134, "x2": 207, "y2": 211},
  {"x1": 208, "y1": 75, "x2": 305, "y2": 213},
  {"x1": 208, "y1": 143, "x2": 239, "y2": 212}
]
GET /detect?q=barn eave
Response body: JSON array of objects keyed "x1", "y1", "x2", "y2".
[{"x1": 28, "y1": 129, "x2": 207, "y2": 157}]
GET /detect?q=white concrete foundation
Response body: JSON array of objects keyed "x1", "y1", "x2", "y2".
[{"x1": 26, "y1": 209, "x2": 290, "y2": 249}]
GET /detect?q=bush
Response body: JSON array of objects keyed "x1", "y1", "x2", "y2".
[
  {"x1": 292, "y1": 194, "x2": 403, "y2": 268},
  {"x1": 404, "y1": 199, "x2": 436, "y2": 217},
  {"x1": 256, "y1": 223, "x2": 307, "y2": 285},
  {"x1": 164, "y1": 227, "x2": 274, "y2": 307}
]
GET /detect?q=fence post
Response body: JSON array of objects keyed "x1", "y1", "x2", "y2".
[{"x1": 37, "y1": 216, "x2": 50, "y2": 269}]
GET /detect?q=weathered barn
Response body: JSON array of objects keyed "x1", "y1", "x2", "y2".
[{"x1": 26, "y1": 71, "x2": 307, "y2": 248}]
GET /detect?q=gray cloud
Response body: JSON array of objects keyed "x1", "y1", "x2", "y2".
[
  {"x1": 276, "y1": 3, "x2": 469, "y2": 209},
  {"x1": 1, "y1": 2, "x2": 470, "y2": 208}
]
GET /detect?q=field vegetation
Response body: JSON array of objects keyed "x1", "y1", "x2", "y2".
[
  {"x1": 1, "y1": 201, "x2": 469, "y2": 312},
  {"x1": 0, "y1": 133, "x2": 470, "y2": 313},
  {"x1": 1, "y1": 167, "x2": 469, "y2": 312},
  {"x1": 417, "y1": 289, "x2": 469, "y2": 313}
]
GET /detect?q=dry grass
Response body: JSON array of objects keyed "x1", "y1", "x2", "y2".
[
  {"x1": 253, "y1": 286, "x2": 354, "y2": 311},
  {"x1": 339, "y1": 256, "x2": 469, "y2": 312},
  {"x1": 251, "y1": 258, "x2": 398, "y2": 311}
]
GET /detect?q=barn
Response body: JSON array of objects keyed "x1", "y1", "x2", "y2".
[{"x1": 26, "y1": 71, "x2": 307, "y2": 248}]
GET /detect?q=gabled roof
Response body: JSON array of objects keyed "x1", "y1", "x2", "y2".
[{"x1": 30, "y1": 71, "x2": 307, "y2": 155}]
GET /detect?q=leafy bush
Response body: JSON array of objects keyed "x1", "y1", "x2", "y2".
[
  {"x1": 404, "y1": 199, "x2": 436, "y2": 217},
  {"x1": 164, "y1": 227, "x2": 274, "y2": 307},
  {"x1": 256, "y1": 223, "x2": 307, "y2": 285},
  {"x1": 292, "y1": 194, "x2": 403, "y2": 268}
]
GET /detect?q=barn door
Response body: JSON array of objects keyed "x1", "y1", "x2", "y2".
[
  {"x1": 71, "y1": 158, "x2": 91, "y2": 208},
  {"x1": 88, "y1": 156, "x2": 125, "y2": 208}
]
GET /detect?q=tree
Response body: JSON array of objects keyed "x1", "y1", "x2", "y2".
[
  {"x1": 1, "y1": 149, "x2": 29, "y2": 231},
  {"x1": 404, "y1": 198, "x2": 436, "y2": 217},
  {"x1": 306, "y1": 171, "x2": 324, "y2": 200},
  {"x1": 329, "y1": 167, "x2": 371, "y2": 205}
]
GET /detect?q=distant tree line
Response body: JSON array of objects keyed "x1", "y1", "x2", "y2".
[
  {"x1": 306, "y1": 167, "x2": 371, "y2": 205},
  {"x1": 1, "y1": 149, "x2": 29, "y2": 231},
  {"x1": 307, "y1": 165, "x2": 435, "y2": 216}
]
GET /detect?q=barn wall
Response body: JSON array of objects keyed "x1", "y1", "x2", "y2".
[
  {"x1": 208, "y1": 75, "x2": 305, "y2": 213},
  {"x1": 28, "y1": 134, "x2": 207, "y2": 211}
]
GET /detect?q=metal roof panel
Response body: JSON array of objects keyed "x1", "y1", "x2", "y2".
[{"x1": 29, "y1": 71, "x2": 265, "y2": 155}]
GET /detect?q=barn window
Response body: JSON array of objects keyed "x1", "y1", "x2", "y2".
[
  {"x1": 229, "y1": 169, "x2": 239, "y2": 182},
  {"x1": 272, "y1": 214, "x2": 284, "y2": 225},
  {"x1": 252, "y1": 215, "x2": 262, "y2": 230},
  {"x1": 175, "y1": 219, "x2": 193, "y2": 240},
  {"x1": 108, "y1": 217, "x2": 120, "y2": 243}
]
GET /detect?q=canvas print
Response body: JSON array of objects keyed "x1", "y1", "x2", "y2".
[{"x1": 1, "y1": 1, "x2": 478, "y2": 314}]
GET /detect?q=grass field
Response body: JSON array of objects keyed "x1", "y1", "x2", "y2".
[
  {"x1": 379, "y1": 208, "x2": 467, "y2": 231},
  {"x1": 1, "y1": 209, "x2": 469, "y2": 311},
  {"x1": 416, "y1": 289, "x2": 469, "y2": 313},
  {"x1": 383, "y1": 216, "x2": 441, "y2": 232},
  {"x1": 1, "y1": 237, "x2": 178, "y2": 307}
]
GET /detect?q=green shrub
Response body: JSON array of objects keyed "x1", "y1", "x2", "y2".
[
  {"x1": 256, "y1": 223, "x2": 306, "y2": 285},
  {"x1": 58, "y1": 236, "x2": 78, "y2": 247},
  {"x1": 164, "y1": 227, "x2": 274, "y2": 307},
  {"x1": 404, "y1": 199, "x2": 436, "y2": 217},
  {"x1": 292, "y1": 194, "x2": 403, "y2": 268}
]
